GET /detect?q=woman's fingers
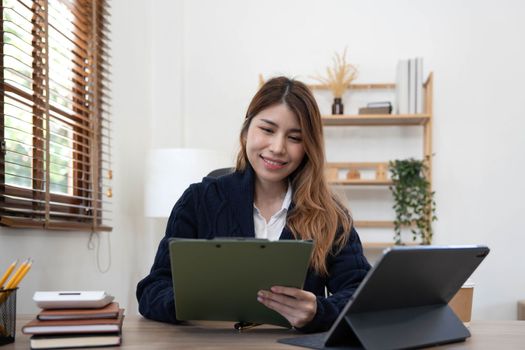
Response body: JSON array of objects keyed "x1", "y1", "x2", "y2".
[
  {"x1": 257, "y1": 291, "x2": 295, "y2": 316},
  {"x1": 257, "y1": 286, "x2": 317, "y2": 328}
]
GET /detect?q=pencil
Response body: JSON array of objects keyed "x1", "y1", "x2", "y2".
[
  {"x1": 0, "y1": 259, "x2": 32, "y2": 305},
  {"x1": 0, "y1": 260, "x2": 18, "y2": 289},
  {"x1": 11, "y1": 259, "x2": 32, "y2": 288},
  {"x1": 4, "y1": 259, "x2": 28, "y2": 290}
]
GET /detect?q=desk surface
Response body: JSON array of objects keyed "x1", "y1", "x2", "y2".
[{"x1": 5, "y1": 315, "x2": 525, "y2": 349}]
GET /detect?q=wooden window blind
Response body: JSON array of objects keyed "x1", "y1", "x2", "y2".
[{"x1": 0, "y1": 0, "x2": 112, "y2": 231}]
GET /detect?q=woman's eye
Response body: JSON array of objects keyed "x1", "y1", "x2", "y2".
[
  {"x1": 260, "y1": 127, "x2": 273, "y2": 134},
  {"x1": 289, "y1": 136, "x2": 302, "y2": 142}
]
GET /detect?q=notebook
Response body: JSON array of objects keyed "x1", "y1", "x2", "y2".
[
  {"x1": 30, "y1": 333, "x2": 121, "y2": 350},
  {"x1": 169, "y1": 238, "x2": 313, "y2": 327},
  {"x1": 37, "y1": 302, "x2": 120, "y2": 321},
  {"x1": 22, "y1": 309, "x2": 124, "y2": 335},
  {"x1": 279, "y1": 245, "x2": 490, "y2": 350}
]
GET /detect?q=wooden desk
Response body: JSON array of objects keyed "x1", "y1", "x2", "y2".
[{"x1": 4, "y1": 315, "x2": 525, "y2": 349}]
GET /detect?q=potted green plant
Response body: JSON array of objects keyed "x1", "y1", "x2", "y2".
[{"x1": 389, "y1": 158, "x2": 436, "y2": 245}]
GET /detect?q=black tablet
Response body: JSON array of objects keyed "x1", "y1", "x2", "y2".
[{"x1": 280, "y1": 245, "x2": 490, "y2": 350}]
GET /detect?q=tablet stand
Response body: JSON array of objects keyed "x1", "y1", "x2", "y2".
[
  {"x1": 280, "y1": 304, "x2": 470, "y2": 350},
  {"x1": 279, "y1": 245, "x2": 489, "y2": 349}
]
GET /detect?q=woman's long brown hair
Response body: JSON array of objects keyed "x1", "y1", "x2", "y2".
[{"x1": 236, "y1": 77, "x2": 352, "y2": 276}]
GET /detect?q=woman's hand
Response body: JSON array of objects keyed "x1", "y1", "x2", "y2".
[{"x1": 257, "y1": 286, "x2": 317, "y2": 328}]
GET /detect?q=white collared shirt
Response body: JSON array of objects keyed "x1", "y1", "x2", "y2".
[{"x1": 253, "y1": 184, "x2": 292, "y2": 241}]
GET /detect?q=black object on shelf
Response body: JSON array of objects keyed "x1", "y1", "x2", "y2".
[{"x1": 332, "y1": 98, "x2": 344, "y2": 115}]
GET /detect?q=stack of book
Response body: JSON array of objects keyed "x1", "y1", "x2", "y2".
[
  {"x1": 358, "y1": 101, "x2": 393, "y2": 115},
  {"x1": 396, "y1": 57, "x2": 424, "y2": 114},
  {"x1": 22, "y1": 301, "x2": 124, "y2": 349}
]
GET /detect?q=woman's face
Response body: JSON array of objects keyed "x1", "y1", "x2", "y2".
[{"x1": 245, "y1": 103, "x2": 306, "y2": 188}]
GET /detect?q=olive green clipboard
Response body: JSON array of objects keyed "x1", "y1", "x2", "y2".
[{"x1": 169, "y1": 238, "x2": 313, "y2": 328}]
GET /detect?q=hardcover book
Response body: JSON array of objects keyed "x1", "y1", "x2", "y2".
[
  {"x1": 30, "y1": 333, "x2": 121, "y2": 349},
  {"x1": 37, "y1": 302, "x2": 119, "y2": 321},
  {"x1": 358, "y1": 106, "x2": 392, "y2": 115},
  {"x1": 22, "y1": 309, "x2": 124, "y2": 335}
]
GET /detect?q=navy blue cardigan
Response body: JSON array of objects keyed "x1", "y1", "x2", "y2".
[{"x1": 136, "y1": 166, "x2": 370, "y2": 333}]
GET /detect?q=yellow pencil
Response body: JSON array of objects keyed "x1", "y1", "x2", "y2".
[
  {"x1": 11, "y1": 259, "x2": 32, "y2": 288},
  {"x1": 0, "y1": 260, "x2": 18, "y2": 289},
  {"x1": 4, "y1": 259, "x2": 28, "y2": 290}
]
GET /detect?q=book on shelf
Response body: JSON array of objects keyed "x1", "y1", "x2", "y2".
[
  {"x1": 415, "y1": 57, "x2": 423, "y2": 114},
  {"x1": 37, "y1": 302, "x2": 120, "y2": 321},
  {"x1": 358, "y1": 106, "x2": 392, "y2": 115},
  {"x1": 395, "y1": 60, "x2": 408, "y2": 114},
  {"x1": 408, "y1": 58, "x2": 416, "y2": 114},
  {"x1": 367, "y1": 101, "x2": 392, "y2": 108},
  {"x1": 22, "y1": 309, "x2": 124, "y2": 335},
  {"x1": 396, "y1": 57, "x2": 424, "y2": 114},
  {"x1": 30, "y1": 333, "x2": 121, "y2": 350}
]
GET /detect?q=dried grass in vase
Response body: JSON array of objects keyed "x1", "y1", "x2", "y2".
[{"x1": 313, "y1": 49, "x2": 359, "y2": 98}]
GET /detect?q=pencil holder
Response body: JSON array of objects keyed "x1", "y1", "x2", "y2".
[{"x1": 0, "y1": 288, "x2": 17, "y2": 346}]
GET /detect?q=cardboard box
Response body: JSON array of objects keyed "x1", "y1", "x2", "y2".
[
  {"x1": 518, "y1": 300, "x2": 525, "y2": 320},
  {"x1": 449, "y1": 283, "x2": 474, "y2": 323}
]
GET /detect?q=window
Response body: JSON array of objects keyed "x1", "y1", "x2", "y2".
[{"x1": 1, "y1": 0, "x2": 112, "y2": 231}]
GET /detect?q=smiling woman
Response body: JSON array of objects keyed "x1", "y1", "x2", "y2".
[
  {"x1": 0, "y1": 0, "x2": 112, "y2": 231},
  {"x1": 137, "y1": 77, "x2": 370, "y2": 333}
]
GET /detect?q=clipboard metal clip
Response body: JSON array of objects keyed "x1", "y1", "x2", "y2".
[{"x1": 234, "y1": 322, "x2": 262, "y2": 331}]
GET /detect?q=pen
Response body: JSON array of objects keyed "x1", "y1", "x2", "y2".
[{"x1": 0, "y1": 259, "x2": 17, "y2": 289}]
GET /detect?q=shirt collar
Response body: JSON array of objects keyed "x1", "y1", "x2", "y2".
[{"x1": 281, "y1": 182, "x2": 292, "y2": 212}]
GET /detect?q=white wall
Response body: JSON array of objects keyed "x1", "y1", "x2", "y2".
[
  {"x1": 144, "y1": 0, "x2": 525, "y2": 320},
  {"x1": 2, "y1": 0, "x2": 524, "y2": 321}
]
